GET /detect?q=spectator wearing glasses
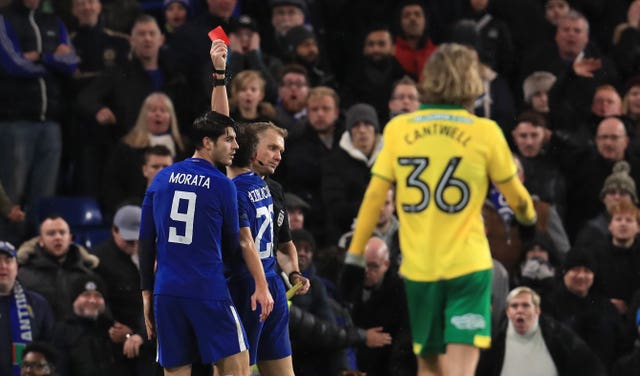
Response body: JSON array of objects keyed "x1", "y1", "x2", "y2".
[
  {"x1": 20, "y1": 342, "x2": 58, "y2": 376},
  {"x1": 274, "y1": 64, "x2": 310, "y2": 137},
  {"x1": 558, "y1": 117, "x2": 640, "y2": 240},
  {"x1": 387, "y1": 76, "x2": 420, "y2": 121}
]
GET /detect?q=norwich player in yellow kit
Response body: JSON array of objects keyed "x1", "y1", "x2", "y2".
[{"x1": 345, "y1": 44, "x2": 536, "y2": 376}]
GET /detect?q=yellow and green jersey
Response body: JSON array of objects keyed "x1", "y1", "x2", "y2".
[{"x1": 372, "y1": 104, "x2": 517, "y2": 281}]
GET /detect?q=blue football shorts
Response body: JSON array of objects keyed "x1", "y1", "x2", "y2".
[
  {"x1": 154, "y1": 295, "x2": 248, "y2": 367},
  {"x1": 228, "y1": 273, "x2": 291, "y2": 365}
]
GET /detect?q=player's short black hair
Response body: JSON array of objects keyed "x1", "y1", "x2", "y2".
[
  {"x1": 191, "y1": 111, "x2": 237, "y2": 150},
  {"x1": 231, "y1": 124, "x2": 258, "y2": 168}
]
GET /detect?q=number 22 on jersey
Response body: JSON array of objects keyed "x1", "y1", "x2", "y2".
[{"x1": 255, "y1": 204, "x2": 274, "y2": 259}]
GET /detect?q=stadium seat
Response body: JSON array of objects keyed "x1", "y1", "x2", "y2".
[{"x1": 35, "y1": 196, "x2": 110, "y2": 249}]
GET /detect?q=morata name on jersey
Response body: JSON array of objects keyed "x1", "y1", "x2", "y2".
[
  {"x1": 405, "y1": 122, "x2": 472, "y2": 147},
  {"x1": 247, "y1": 186, "x2": 271, "y2": 203},
  {"x1": 169, "y1": 172, "x2": 211, "y2": 189}
]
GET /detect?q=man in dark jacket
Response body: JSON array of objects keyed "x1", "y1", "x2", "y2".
[
  {"x1": 76, "y1": 14, "x2": 195, "y2": 196},
  {"x1": 0, "y1": 0, "x2": 79, "y2": 242},
  {"x1": 277, "y1": 86, "x2": 343, "y2": 247},
  {"x1": 53, "y1": 275, "x2": 128, "y2": 376},
  {"x1": 291, "y1": 229, "x2": 391, "y2": 375},
  {"x1": 290, "y1": 229, "x2": 340, "y2": 375},
  {"x1": 70, "y1": 0, "x2": 130, "y2": 90},
  {"x1": 0, "y1": 241, "x2": 54, "y2": 376},
  {"x1": 349, "y1": 237, "x2": 415, "y2": 376},
  {"x1": 17, "y1": 216, "x2": 101, "y2": 321},
  {"x1": 543, "y1": 249, "x2": 633, "y2": 370},
  {"x1": 592, "y1": 201, "x2": 640, "y2": 316},
  {"x1": 477, "y1": 286, "x2": 605, "y2": 376},
  {"x1": 92, "y1": 205, "x2": 156, "y2": 375},
  {"x1": 341, "y1": 26, "x2": 406, "y2": 120},
  {"x1": 77, "y1": 14, "x2": 195, "y2": 137},
  {"x1": 554, "y1": 117, "x2": 640, "y2": 240},
  {"x1": 282, "y1": 25, "x2": 337, "y2": 90},
  {"x1": 322, "y1": 103, "x2": 382, "y2": 244}
]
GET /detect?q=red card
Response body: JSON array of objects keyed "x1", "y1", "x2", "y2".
[{"x1": 208, "y1": 26, "x2": 230, "y2": 45}]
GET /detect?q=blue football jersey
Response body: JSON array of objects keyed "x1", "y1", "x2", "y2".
[
  {"x1": 231, "y1": 171, "x2": 276, "y2": 278},
  {"x1": 139, "y1": 158, "x2": 239, "y2": 299}
]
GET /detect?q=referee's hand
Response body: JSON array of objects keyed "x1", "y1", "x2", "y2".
[{"x1": 252, "y1": 284, "x2": 274, "y2": 321}]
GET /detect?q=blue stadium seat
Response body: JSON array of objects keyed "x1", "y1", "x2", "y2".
[
  {"x1": 77, "y1": 227, "x2": 112, "y2": 249},
  {"x1": 37, "y1": 196, "x2": 104, "y2": 226},
  {"x1": 36, "y1": 197, "x2": 110, "y2": 249}
]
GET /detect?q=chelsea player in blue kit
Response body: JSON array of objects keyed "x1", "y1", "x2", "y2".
[
  {"x1": 139, "y1": 40, "x2": 273, "y2": 376},
  {"x1": 227, "y1": 126, "x2": 297, "y2": 376}
]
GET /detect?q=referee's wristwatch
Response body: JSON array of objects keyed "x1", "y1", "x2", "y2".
[{"x1": 288, "y1": 271, "x2": 302, "y2": 285}]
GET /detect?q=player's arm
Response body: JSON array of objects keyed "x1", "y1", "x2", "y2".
[
  {"x1": 494, "y1": 175, "x2": 536, "y2": 225},
  {"x1": 210, "y1": 39, "x2": 229, "y2": 116},
  {"x1": 238, "y1": 226, "x2": 274, "y2": 321},
  {"x1": 487, "y1": 124, "x2": 536, "y2": 225},
  {"x1": 277, "y1": 241, "x2": 310, "y2": 295},
  {"x1": 341, "y1": 175, "x2": 392, "y2": 303},
  {"x1": 346, "y1": 175, "x2": 393, "y2": 265},
  {"x1": 138, "y1": 192, "x2": 157, "y2": 340}
]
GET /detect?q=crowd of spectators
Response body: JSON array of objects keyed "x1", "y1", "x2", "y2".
[{"x1": 3, "y1": 0, "x2": 640, "y2": 374}]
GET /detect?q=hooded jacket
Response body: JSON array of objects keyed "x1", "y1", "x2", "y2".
[
  {"x1": 17, "y1": 238, "x2": 101, "y2": 321},
  {"x1": 322, "y1": 131, "x2": 383, "y2": 244}
]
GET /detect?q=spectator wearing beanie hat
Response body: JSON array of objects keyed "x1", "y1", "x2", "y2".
[
  {"x1": 285, "y1": 192, "x2": 310, "y2": 230},
  {"x1": 69, "y1": 275, "x2": 107, "y2": 319},
  {"x1": 522, "y1": 71, "x2": 556, "y2": 114},
  {"x1": 283, "y1": 25, "x2": 316, "y2": 63},
  {"x1": 53, "y1": 274, "x2": 131, "y2": 376},
  {"x1": 322, "y1": 103, "x2": 383, "y2": 244},
  {"x1": 542, "y1": 248, "x2": 633, "y2": 370},
  {"x1": 163, "y1": 0, "x2": 190, "y2": 36},
  {"x1": 270, "y1": 0, "x2": 308, "y2": 36},
  {"x1": 263, "y1": 0, "x2": 308, "y2": 62},
  {"x1": 600, "y1": 160, "x2": 639, "y2": 204},
  {"x1": 283, "y1": 25, "x2": 337, "y2": 89},
  {"x1": 575, "y1": 160, "x2": 638, "y2": 250}
]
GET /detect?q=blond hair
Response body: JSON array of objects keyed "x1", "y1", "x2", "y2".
[
  {"x1": 420, "y1": 43, "x2": 483, "y2": 108},
  {"x1": 506, "y1": 286, "x2": 541, "y2": 308},
  {"x1": 307, "y1": 86, "x2": 340, "y2": 108},
  {"x1": 229, "y1": 70, "x2": 276, "y2": 119},
  {"x1": 247, "y1": 121, "x2": 288, "y2": 139},
  {"x1": 122, "y1": 92, "x2": 184, "y2": 153}
]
